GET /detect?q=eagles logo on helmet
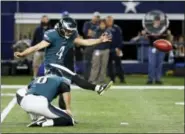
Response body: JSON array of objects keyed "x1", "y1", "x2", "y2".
[{"x1": 55, "y1": 17, "x2": 77, "y2": 39}]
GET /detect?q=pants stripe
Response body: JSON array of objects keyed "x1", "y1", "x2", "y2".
[
  {"x1": 50, "y1": 63, "x2": 76, "y2": 76},
  {"x1": 48, "y1": 104, "x2": 70, "y2": 120}
]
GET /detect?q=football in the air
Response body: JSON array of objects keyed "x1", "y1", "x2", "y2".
[{"x1": 153, "y1": 39, "x2": 173, "y2": 52}]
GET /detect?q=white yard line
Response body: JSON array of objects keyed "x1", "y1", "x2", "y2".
[
  {"x1": 1, "y1": 85, "x2": 27, "y2": 89},
  {"x1": 175, "y1": 102, "x2": 185, "y2": 105},
  {"x1": 1, "y1": 85, "x2": 184, "y2": 90},
  {"x1": 1, "y1": 93, "x2": 15, "y2": 97},
  {"x1": 1, "y1": 97, "x2": 17, "y2": 123}
]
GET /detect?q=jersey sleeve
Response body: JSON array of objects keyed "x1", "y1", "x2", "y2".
[{"x1": 43, "y1": 30, "x2": 55, "y2": 43}]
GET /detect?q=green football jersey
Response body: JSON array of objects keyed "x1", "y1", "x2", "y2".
[
  {"x1": 43, "y1": 29, "x2": 78, "y2": 68},
  {"x1": 27, "y1": 75, "x2": 70, "y2": 102}
]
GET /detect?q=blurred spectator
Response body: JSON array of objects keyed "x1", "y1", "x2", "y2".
[
  {"x1": 146, "y1": 17, "x2": 170, "y2": 85},
  {"x1": 166, "y1": 30, "x2": 174, "y2": 63},
  {"x1": 82, "y1": 11, "x2": 100, "y2": 79},
  {"x1": 166, "y1": 30, "x2": 174, "y2": 43},
  {"x1": 106, "y1": 16, "x2": 126, "y2": 83},
  {"x1": 17, "y1": 34, "x2": 32, "y2": 46},
  {"x1": 13, "y1": 35, "x2": 31, "y2": 60},
  {"x1": 32, "y1": 15, "x2": 50, "y2": 79},
  {"x1": 14, "y1": 35, "x2": 31, "y2": 48},
  {"x1": 83, "y1": 12, "x2": 100, "y2": 39},
  {"x1": 131, "y1": 30, "x2": 149, "y2": 62},
  {"x1": 88, "y1": 19, "x2": 110, "y2": 84},
  {"x1": 174, "y1": 35, "x2": 185, "y2": 57},
  {"x1": 12, "y1": 35, "x2": 32, "y2": 70},
  {"x1": 131, "y1": 30, "x2": 148, "y2": 43}
]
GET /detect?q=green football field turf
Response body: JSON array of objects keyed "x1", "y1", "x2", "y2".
[
  {"x1": 1, "y1": 88, "x2": 184, "y2": 133},
  {"x1": 1, "y1": 75, "x2": 185, "y2": 85}
]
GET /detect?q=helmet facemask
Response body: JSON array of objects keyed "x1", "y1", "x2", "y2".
[{"x1": 61, "y1": 28, "x2": 75, "y2": 39}]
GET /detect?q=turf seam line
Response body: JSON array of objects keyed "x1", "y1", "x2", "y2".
[
  {"x1": 1, "y1": 85, "x2": 184, "y2": 90},
  {"x1": 1, "y1": 97, "x2": 17, "y2": 123}
]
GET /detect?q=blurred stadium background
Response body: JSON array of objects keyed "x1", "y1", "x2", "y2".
[{"x1": 1, "y1": 1, "x2": 184, "y2": 133}]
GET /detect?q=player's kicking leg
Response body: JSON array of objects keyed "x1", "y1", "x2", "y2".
[
  {"x1": 49, "y1": 63, "x2": 113, "y2": 95},
  {"x1": 72, "y1": 74, "x2": 113, "y2": 95}
]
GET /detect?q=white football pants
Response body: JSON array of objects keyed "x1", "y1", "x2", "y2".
[
  {"x1": 16, "y1": 88, "x2": 40, "y2": 121},
  {"x1": 21, "y1": 94, "x2": 64, "y2": 118}
]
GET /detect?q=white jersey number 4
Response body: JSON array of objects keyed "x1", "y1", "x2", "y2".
[{"x1": 56, "y1": 46, "x2": 65, "y2": 59}]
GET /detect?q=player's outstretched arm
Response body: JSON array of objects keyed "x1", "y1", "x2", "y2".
[
  {"x1": 14, "y1": 40, "x2": 50, "y2": 58},
  {"x1": 73, "y1": 33, "x2": 111, "y2": 47}
]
